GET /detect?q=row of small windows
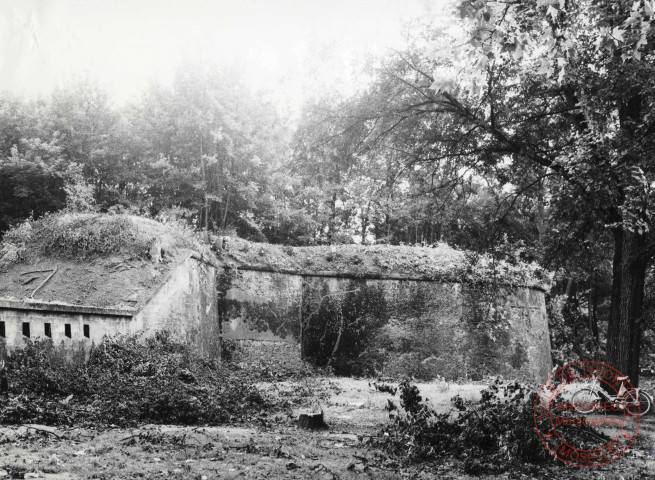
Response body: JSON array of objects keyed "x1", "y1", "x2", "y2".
[{"x1": 0, "y1": 321, "x2": 90, "y2": 339}]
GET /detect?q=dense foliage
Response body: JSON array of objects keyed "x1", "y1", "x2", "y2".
[
  {"x1": 0, "y1": 63, "x2": 566, "y2": 250},
  {"x1": 0, "y1": 212, "x2": 203, "y2": 273},
  {"x1": 0, "y1": 71, "x2": 303, "y2": 244},
  {"x1": 293, "y1": 0, "x2": 655, "y2": 383},
  {"x1": 377, "y1": 379, "x2": 603, "y2": 474},
  {"x1": 0, "y1": 333, "x2": 279, "y2": 427}
]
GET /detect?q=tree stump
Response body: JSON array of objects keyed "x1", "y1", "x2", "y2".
[{"x1": 297, "y1": 410, "x2": 326, "y2": 429}]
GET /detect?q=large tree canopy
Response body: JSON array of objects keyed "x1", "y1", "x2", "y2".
[{"x1": 332, "y1": 0, "x2": 655, "y2": 383}]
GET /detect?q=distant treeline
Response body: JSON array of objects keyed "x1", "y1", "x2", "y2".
[{"x1": 0, "y1": 62, "x2": 543, "y2": 253}]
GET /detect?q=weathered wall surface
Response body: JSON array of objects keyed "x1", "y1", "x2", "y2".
[
  {"x1": 1, "y1": 254, "x2": 550, "y2": 381},
  {"x1": 219, "y1": 268, "x2": 552, "y2": 382},
  {"x1": 218, "y1": 268, "x2": 302, "y2": 343},
  {"x1": 134, "y1": 256, "x2": 220, "y2": 356}
]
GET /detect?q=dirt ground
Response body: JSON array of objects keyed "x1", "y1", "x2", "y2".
[
  {"x1": 1, "y1": 378, "x2": 654, "y2": 479},
  {"x1": 0, "y1": 255, "x2": 173, "y2": 310}
]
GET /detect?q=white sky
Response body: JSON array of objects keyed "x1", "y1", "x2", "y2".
[{"x1": 0, "y1": 0, "x2": 447, "y2": 112}]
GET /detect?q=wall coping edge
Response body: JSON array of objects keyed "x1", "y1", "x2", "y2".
[
  {"x1": 222, "y1": 263, "x2": 548, "y2": 292},
  {"x1": 0, "y1": 299, "x2": 136, "y2": 317}
]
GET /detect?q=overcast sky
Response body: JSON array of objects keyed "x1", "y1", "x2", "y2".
[{"x1": 0, "y1": 0, "x2": 447, "y2": 111}]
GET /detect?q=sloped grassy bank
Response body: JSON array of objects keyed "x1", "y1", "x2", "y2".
[{"x1": 0, "y1": 213, "x2": 213, "y2": 309}]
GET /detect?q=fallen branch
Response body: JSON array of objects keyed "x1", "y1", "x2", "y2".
[
  {"x1": 184, "y1": 435, "x2": 203, "y2": 446},
  {"x1": 20, "y1": 269, "x2": 56, "y2": 276},
  {"x1": 119, "y1": 433, "x2": 139, "y2": 443},
  {"x1": 20, "y1": 425, "x2": 63, "y2": 439},
  {"x1": 327, "y1": 307, "x2": 344, "y2": 369},
  {"x1": 30, "y1": 266, "x2": 58, "y2": 299},
  {"x1": 67, "y1": 430, "x2": 95, "y2": 439}
]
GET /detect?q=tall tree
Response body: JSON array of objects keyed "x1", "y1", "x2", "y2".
[
  {"x1": 130, "y1": 62, "x2": 295, "y2": 239},
  {"x1": 293, "y1": 94, "x2": 369, "y2": 243},
  {"x1": 47, "y1": 81, "x2": 136, "y2": 208},
  {"x1": 0, "y1": 95, "x2": 67, "y2": 233},
  {"x1": 350, "y1": 1, "x2": 655, "y2": 383}
]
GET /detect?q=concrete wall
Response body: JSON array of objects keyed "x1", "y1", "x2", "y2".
[
  {"x1": 219, "y1": 268, "x2": 302, "y2": 343},
  {"x1": 218, "y1": 268, "x2": 552, "y2": 382},
  {"x1": 135, "y1": 256, "x2": 220, "y2": 357},
  {"x1": 0, "y1": 256, "x2": 220, "y2": 360},
  {"x1": 301, "y1": 276, "x2": 551, "y2": 381},
  {"x1": 0, "y1": 256, "x2": 551, "y2": 381}
]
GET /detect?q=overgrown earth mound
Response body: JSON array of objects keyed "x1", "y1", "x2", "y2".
[
  {"x1": 0, "y1": 212, "x2": 550, "y2": 311},
  {"x1": 0, "y1": 213, "x2": 211, "y2": 309}
]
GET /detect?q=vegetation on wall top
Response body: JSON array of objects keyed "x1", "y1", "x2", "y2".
[
  {"x1": 0, "y1": 212, "x2": 215, "y2": 308},
  {"x1": 0, "y1": 212, "x2": 205, "y2": 267},
  {"x1": 219, "y1": 235, "x2": 551, "y2": 290}
]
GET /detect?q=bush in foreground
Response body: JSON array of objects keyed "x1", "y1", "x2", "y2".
[
  {"x1": 0, "y1": 332, "x2": 276, "y2": 427},
  {"x1": 377, "y1": 379, "x2": 608, "y2": 474}
]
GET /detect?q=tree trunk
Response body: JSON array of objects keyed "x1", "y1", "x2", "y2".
[
  {"x1": 589, "y1": 285, "x2": 600, "y2": 345},
  {"x1": 386, "y1": 213, "x2": 391, "y2": 241},
  {"x1": 327, "y1": 307, "x2": 344, "y2": 369},
  {"x1": 328, "y1": 191, "x2": 338, "y2": 244},
  {"x1": 200, "y1": 134, "x2": 208, "y2": 231},
  {"x1": 606, "y1": 228, "x2": 647, "y2": 387},
  {"x1": 221, "y1": 188, "x2": 230, "y2": 229},
  {"x1": 361, "y1": 202, "x2": 370, "y2": 244},
  {"x1": 565, "y1": 278, "x2": 575, "y2": 298}
]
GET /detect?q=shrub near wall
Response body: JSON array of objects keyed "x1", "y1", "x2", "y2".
[
  {"x1": 301, "y1": 279, "x2": 390, "y2": 376},
  {"x1": 0, "y1": 333, "x2": 274, "y2": 427},
  {"x1": 298, "y1": 275, "x2": 550, "y2": 381}
]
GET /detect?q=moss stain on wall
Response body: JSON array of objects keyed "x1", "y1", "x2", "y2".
[
  {"x1": 220, "y1": 269, "x2": 302, "y2": 343},
  {"x1": 219, "y1": 267, "x2": 552, "y2": 382}
]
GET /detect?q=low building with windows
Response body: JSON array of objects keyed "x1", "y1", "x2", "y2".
[
  {"x1": 0, "y1": 214, "x2": 220, "y2": 361},
  {"x1": 0, "y1": 299, "x2": 133, "y2": 360}
]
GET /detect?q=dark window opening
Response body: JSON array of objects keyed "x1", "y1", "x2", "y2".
[
  {"x1": 83, "y1": 324, "x2": 90, "y2": 338},
  {"x1": 0, "y1": 321, "x2": 5, "y2": 338},
  {"x1": 22, "y1": 322, "x2": 30, "y2": 338},
  {"x1": 64, "y1": 324, "x2": 71, "y2": 338},
  {"x1": 44, "y1": 323, "x2": 52, "y2": 338}
]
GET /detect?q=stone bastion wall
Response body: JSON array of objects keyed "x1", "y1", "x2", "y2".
[{"x1": 219, "y1": 266, "x2": 552, "y2": 382}]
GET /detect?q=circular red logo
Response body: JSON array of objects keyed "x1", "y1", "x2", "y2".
[{"x1": 534, "y1": 361, "x2": 641, "y2": 467}]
